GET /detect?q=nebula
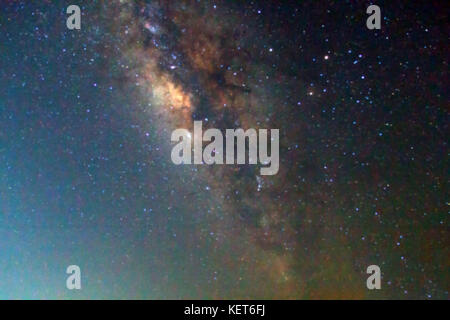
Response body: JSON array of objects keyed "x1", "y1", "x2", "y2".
[{"x1": 0, "y1": 0, "x2": 447, "y2": 299}]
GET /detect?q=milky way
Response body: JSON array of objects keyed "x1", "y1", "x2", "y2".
[{"x1": 0, "y1": 1, "x2": 447, "y2": 299}]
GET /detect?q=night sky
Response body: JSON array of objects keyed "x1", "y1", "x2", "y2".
[{"x1": 0, "y1": 1, "x2": 448, "y2": 299}]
